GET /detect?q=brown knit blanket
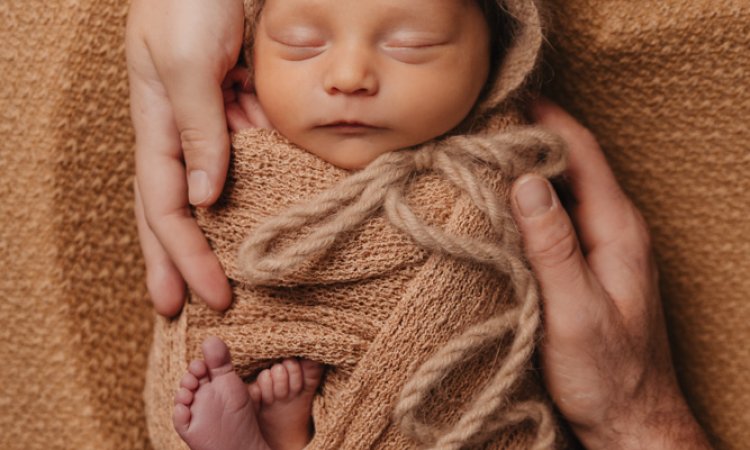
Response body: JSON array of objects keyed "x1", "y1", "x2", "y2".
[
  {"x1": 144, "y1": 120, "x2": 572, "y2": 449},
  {"x1": 3, "y1": 1, "x2": 748, "y2": 449}
]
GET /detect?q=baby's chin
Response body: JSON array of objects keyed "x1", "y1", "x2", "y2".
[
  {"x1": 319, "y1": 152, "x2": 382, "y2": 170},
  {"x1": 297, "y1": 138, "x2": 402, "y2": 171}
]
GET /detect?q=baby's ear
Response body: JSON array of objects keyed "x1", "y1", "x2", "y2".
[
  {"x1": 237, "y1": 92, "x2": 272, "y2": 130},
  {"x1": 221, "y1": 66, "x2": 271, "y2": 132}
]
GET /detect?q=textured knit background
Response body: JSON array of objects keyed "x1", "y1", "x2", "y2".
[
  {"x1": 1, "y1": 0, "x2": 748, "y2": 449},
  {"x1": 543, "y1": 1, "x2": 750, "y2": 448},
  {"x1": 0, "y1": 1, "x2": 153, "y2": 449}
]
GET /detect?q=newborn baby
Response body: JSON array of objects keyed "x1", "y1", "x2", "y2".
[{"x1": 167, "y1": 0, "x2": 561, "y2": 449}]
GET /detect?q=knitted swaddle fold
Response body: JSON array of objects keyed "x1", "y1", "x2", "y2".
[
  {"x1": 236, "y1": 127, "x2": 566, "y2": 450},
  {"x1": 145, "y1": 125, "x2": 572, "y2": 449}
]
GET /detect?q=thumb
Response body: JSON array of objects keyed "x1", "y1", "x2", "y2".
[
  {"x1": 511, "y1": 175, "x2": 605, "y2": 337},
  {"x1": 168, "y1": 70, "x2": 231, "y2": 207}
]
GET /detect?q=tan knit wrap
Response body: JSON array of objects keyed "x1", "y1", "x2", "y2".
[
  {"x1": 146, "y1": 126, "x2": 569, "y2": 449},
  {"x1": 3, "y1": 0, "x2": 748, "y2": 449},
  {"x1": 236, "y1": 129, "x2": 566, "y2": 448},
  {"x1": 145, "y1": 0, "x2": 575, "y2": 448}
]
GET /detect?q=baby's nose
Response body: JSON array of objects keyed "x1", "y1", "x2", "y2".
[{"x1": 323, "y1": 46, "x2": 379, "y2": 96}]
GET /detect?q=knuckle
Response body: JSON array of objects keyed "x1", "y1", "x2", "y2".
[
  {"x1": 179, "y1": 123, "x2": 227, "y2": 161},
  {"x1": 143, "y1": 205, "x2": 190, "y2": 238},
  {"x1": 528, "y1": 218, "x2": 580, "y2": 269},
  {"x1": 159, "y1": 38, "x2": 228, "y2": 79},
  {"x1": 142, "y1": 209, "x2": 162, "y2": 235},
  {"x1": 160, "y1": 39, "x2": 205, "y2": 74},
  {"x1": 180, "y1": 126, "x2": 211, "y2": 153}
]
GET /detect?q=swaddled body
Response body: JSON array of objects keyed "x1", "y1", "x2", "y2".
[
  {"x1": 144, "y1": 0, "x2": 573, "y2": 448},
  {"x1": 147, "y1": 122, "x2": 566, "y2": 449}
]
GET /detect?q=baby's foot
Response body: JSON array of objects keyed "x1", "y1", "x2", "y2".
[
  {"x1": 248, "y1": 358, "x2": 324, "y2": 450},
  {"x1": 173, "y1": 336, "x2": 271, "y2": 450}
]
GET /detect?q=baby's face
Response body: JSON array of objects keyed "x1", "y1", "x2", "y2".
[{"x1": 253, "y1": 0, "x2": 491, "y2": 169}]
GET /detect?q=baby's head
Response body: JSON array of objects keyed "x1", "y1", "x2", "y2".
[{"x1": 249, "y1": 0, "x2": 511, "y2": 169}]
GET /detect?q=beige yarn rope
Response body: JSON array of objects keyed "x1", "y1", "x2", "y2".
[{"x1": 237, "y1": 126, "x2": 566, "y2": 449}]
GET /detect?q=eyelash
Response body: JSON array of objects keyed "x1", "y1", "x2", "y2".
[
  {"x1": 274, "y1": 40, "x2": 445, "y2": 63},
  {"x1": 383, "y1": 41, "x2": 442, "y2": 49}
]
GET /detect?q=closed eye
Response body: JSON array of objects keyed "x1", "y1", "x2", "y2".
[
  {"x1": 382, "y1": 42, "x2": 448, "y2": 63},
  {"x1": 383, "y1": 39, "x2": 447, "y2": 49},
  {"x1": 273, "y1": 39, "x2": 327, "y2": 60}
]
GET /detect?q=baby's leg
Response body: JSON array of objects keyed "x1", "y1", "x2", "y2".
[
  {"x1": 248, "y1": 359, "x2": 324, "y2": 450},
  {"x1": 173, "y1": 336, "x2": 271, "y2": 450}
]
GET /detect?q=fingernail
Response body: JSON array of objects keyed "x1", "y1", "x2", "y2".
[
  {"x1": 188, "y1": 170, "x2": 212, "y2": 205},
  {"x1": 515, "y1": 177, "x2": 553, "y2": 217}
]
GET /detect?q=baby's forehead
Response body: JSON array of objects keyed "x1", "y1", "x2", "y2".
[{"x1": 258, "y1": 0, "x2": 484, "y2": 18}]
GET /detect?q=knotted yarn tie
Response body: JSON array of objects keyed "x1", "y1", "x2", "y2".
[
  {"x1": 236, "y1": 126, "x2": 566, "y2": 448},
  {"x1": 237, "y1": 127, "x2": 565, "y2": 285}
]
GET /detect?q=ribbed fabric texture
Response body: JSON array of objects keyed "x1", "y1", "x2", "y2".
[
  {"x1": 543, "y1": 1, "x2": 750, "y2": 448},
  {"x1": 144, "y1": 126, "x2": 569, "y2": 449},
  {"x1": 0, "y1": 0, "x2": 153, "y2": 449}
]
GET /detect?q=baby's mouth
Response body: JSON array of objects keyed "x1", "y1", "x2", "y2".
[{"x1": 318, "y1": 121, "x2": 383, "y2": 134}]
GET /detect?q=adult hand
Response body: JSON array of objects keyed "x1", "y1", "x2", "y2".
[
  {"x1": 126, "y1": 0, "x2": 245, "y2": 316},
  {"x1": 511, "y1": 100, "x2": 712, "y2": 449}
]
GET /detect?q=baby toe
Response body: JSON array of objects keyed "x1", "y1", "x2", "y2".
[
  {"x1": 180, "y1": 372, "x2": 199, "y2": 391},
  {"x1": 247, "y1": 382, "x2": 263, "y2": 407},
  {"x1": 300, "y1": 360, "x2": 324, "y2": 393},
  {"x1": 270, "y1": 363, "x2": 290, "y2": 400},
  {"x1": 188, "y1": 360, "x2": 208, "y2": 383},
  {"x1": 248, "y1": 382, "x2": 262, "y2": 412},
  {"x1": 174, "y1": 387, "x2": 194, "y2": 406},
  {"x1": 257, "y1": 369, "x2": 275, "y2": 406},
  {"x1": 172, "y1": 403, "x2": 192, "y2": 436},
  {"x1": 282, "y1": 359, "x2": 304, "y2": 395},
  {"x1": 200, "y1": 336, "x2": 234, "y2": 379}
]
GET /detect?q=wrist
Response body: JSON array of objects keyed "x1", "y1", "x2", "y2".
[{"x1": 574, "y1": 385, "x2": 712, "y2": 450}]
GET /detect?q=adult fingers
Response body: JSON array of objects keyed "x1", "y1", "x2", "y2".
[
  {"x1": 130, "y1": 65, "x2": 232, "y2": 312},
  {"x1": 531, "y1": 99, "x2": 654, "y2": 307},
  {"x1": 136, "y1": 149, "x2": 233, "y2": 312},
  {"x1": 163, "y1": 69, "x2": 231, "y2": 206},
  {"x1": 531, "y1": 99, "x2": 642, "y2": 255},
  {"x1": 510, "y1": 175, "x2": 611, "y2": 342},
  {"x1": 134, "y1": 180, "x2": 186, "y2": 317},
  {"x1": 146, "y1": 0, "x2": 243, "y2": 207}
]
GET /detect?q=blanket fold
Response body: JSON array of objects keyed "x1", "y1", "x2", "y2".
[{"x1": 144, "y1": 124, "x2": 571, "y2": 449}]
